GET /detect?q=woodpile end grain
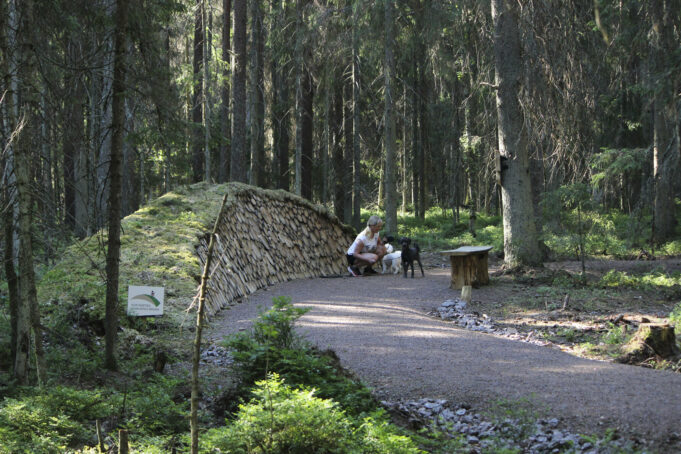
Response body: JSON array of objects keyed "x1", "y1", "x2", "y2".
[{"x1": 195, "y1": 183, "x2": 356, "y2": 317}]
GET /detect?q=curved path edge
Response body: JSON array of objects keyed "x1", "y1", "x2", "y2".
[{"x1": 207, "y1": 269, "x2": 681, "y2": 448}]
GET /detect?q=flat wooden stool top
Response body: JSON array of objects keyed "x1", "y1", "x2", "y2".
[
  {"x1": 440, "y1": 246, "x2": 493, "y2": 256},
  {"x1": 439, "y1": 246, "x2": 493, "y2": 289}
]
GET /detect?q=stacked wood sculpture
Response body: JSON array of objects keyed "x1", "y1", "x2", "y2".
[{"x1": 195, "y1": 183, "x2": 356, "y2": 317}]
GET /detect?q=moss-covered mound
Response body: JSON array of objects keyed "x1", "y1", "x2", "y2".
[{"x1": 38, "y1": 182, "x2": 354, "y2": 332}]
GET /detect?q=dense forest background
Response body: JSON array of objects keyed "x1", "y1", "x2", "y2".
[
  {"x1": 1, "y1": 2, "x2": 681, "y2": 451},
  {"x1": 2, "y1": 0, "x2": 680, "y2": 374},
  {"x1": 2, "y1": 0, "x2": 679, "y2": 248}
]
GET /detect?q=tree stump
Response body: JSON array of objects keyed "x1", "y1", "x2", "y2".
[{"x1": 616, "y1": 323, "x2": 680, "y2": 365}]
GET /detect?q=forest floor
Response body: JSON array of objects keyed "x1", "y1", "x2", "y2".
[
  {"x1": 204, "y1": 254, "x2": 681, "y2": 453},
  {"x1": 428, "y1": 253, "x2": 681, "y2": 369}
]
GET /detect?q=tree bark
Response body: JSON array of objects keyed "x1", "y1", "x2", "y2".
[
  {"x1": 349, "y1": 2, "x2": 361, "y2": 229},
  {"x1": 249, "y1": 0, "x2": 265, "y2": 187},
  {"x1": 301, "y1": 66, "x2": 314, "y2": 199},
  {"x1": 192, "y1": 0, "x2": 205, "y2": 182},
  {"x1": 293, "y1": 0, "x2": 304, "y2": 196},
  {"x1": 203, "y1": 2, "x2": 212, "y2": 182},
  {"x1": 383, "y1": 0, "x2": 397, "y2": 234},
  {"x1": 333, "y1": 82, "x2": 345, "y2": 220},
  {"x1": 230, "y1": 0, "x2": 248, "y2": 182},
  {"x1": 650, "y1": 0, "x2": 679, "y2": 244},
  {"x1": 492, "y1": 0, "x2": 542, "y2": 267},
  {"x1": 104, "y1": 0, "x2": 128, "y2": 371},
  {"x1": 219, "y1": 0, "x2": 231, "y2": 182},
  {"x1": 271, "y1": 0, "x2": 290, "y2": 190},
  {"x1": 343, "y1": 78, "x2": 353, "y2": 224}
]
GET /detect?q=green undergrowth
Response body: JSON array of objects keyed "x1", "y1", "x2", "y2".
[
  {"x1": 363, "y1": 198, "x2": 680, "y2": 259},
  {"x1": 206, "y1": 296, "x2": 423, "y2": 453},
  {"x1": 0, "y1": 377, "x2": 189, "y2": 453},
  {"x1": 223, "y1": 296, "x2": 381, "y2": 417}
]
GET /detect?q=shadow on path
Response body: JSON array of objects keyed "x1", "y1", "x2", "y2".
[{"x1": 209, "y1": 268, "x2": 681, "y2": 445}]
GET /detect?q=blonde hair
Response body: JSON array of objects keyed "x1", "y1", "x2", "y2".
[{"x1": 361, "y1": 215, "x2": 383, "y2": 239}]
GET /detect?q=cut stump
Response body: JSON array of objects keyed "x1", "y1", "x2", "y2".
[
  {"x1": 440, "y1": 246, "x2": 493, "y2": 289},
  {"x1": 616, "y1": 323, "x2": 680, "y2": 365}
]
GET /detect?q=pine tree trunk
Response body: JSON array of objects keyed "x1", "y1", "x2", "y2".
[
  {"x1": 492, "y1": 0, "x2": 542, "y2": 267},
  {"x1": 230, "y1": 0, "x2": 247, "y2": 182},
  {"x1": 249, "y1": 0, "x2": 264, "y2": 187},
  {"x1": 333, "y1": 82, "x2": 345, "y2": 220},
  {"x1": 383, "y1": 0, "x2": 397, "y2": 234},
  {"x1": 321, "y1": 81, "x2": 330, "y2": 203},
  {"x1": 351, "y1": 1, "x2": 361, "y2": 229},
  {"x1": 301, "y1": 67, "x2": 314, "y2": 199},
  {"x1": 203, "y1": 2, "x2": 212, "y2": 182},
  {"x1": 192, "y1": 0, "x2": 204, "y2": 182},
  {"x1": 343, "y1": 79, "x2": 353, "y2": 224},
  {"x1": 104, "y1": 0, "x2": 128, "y2": 371},
  {"x1": 293, "y1": 0, "x2": 304, "y2": 195},
  {"x1": 651, "y1": 0, "x2": 679, "y2": 244},
  {"x1": 11, "y1": 0, "x2": 44, "y2": 386},
  {"x1": 219, "y1": 0, "x2": 231, "y2": 182},
  {"x1": 95, "y1": 0, "x2": 117, "y2": 230},
  {"x1": 271, "y1": 0, "x2": 289, "y2": 190}
]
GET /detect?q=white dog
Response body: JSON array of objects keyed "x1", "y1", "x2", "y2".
[{"x1": 381, "y1": 243, "x2": 402, "y2": 274}]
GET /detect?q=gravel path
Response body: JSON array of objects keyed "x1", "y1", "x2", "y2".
[{"x1": 206, "y1": 268, "x2": 681, "y2": 448}]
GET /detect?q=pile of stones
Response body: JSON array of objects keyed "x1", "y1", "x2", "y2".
[
  {"x1": 200, "y1": 344, "x2": 234, "y2": 368},
  {"x1": 433, "y1": 299, "x2": 552, "y2": 347},
  {"x1": 381, "y1": 398, "x2": 629, "y2": 453}
]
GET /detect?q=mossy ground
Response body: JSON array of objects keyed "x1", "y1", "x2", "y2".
[{"x1": 37, "y1": 182, "x2": 230, "y2": 358}]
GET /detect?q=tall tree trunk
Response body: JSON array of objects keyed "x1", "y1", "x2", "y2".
[
  {"x1": 121, "y1": 99, "x2": 135, "y2": 215},
  {"x1": 192, "y1": 0, "x2": 205, "y2": 182},
  {"x1": 230, "y1": 0, "x2": 247, "y2": 182},
  {"x1": 333, "y1": 82, "x2": 344, "y2": 220},
  {"x1": 351, "y1": 1, "x2": 361, "y2": 230},
  {"x1": 492, "y1": 0, "x2": 542, "y2": 267},
  {"x1": 272, "y1": 0, "x2": 289, "y2": 190},
  {"x1": 383, "y1": 0, "x2": 397, "y2": 234},
  {"x1": 343, "y1": 78, "x2": 353, "y2": 223},
  {"x1": 301, "y1": 67, "x2": 314, "y2": 199},
  {"x1": 402, "y1": 83, "x2": 408, "y2": 212},
  {"x1": 74, "y1": 85, "x2": 89, "y2": 238},
  {"x1": 450, "y1": 77, "x2": 462, "y2": 227},
  {"x1": 293, "y1": 0, "x2": 304, "y2": 195},
  {"x1": 651, "y1": 0, "x2": 679, "y2": 244},
  {"x1": 410, "y1": 56, "x2": 420, "y2": 217},
  {"x1": 321, "y1": 79, "x2": 330, "y2": 203},
  {"x1": 11, "y1": 0, "x2": 44, "y2": 386},
  {"x1": 219, "y1": 0, "x2": 231, "y2": 182},
  {"x1": 249, "y1": 0, "x2": 265, "y2": 187},
  {"x1": 0, "y1": 0, "x2": 20, "y2": 367},
  {"x1": 104, "y1": 0, "x2": 129, "y2": 371},
  {"x1": 203, "y1": 2, "x2": 212, "y2": 182},
  {"x1": 63, "y1": 47, "x2": 77, "y2": 232},
  {"x1": 96, "y1": 3, "x2": 115, "y2": 229}
]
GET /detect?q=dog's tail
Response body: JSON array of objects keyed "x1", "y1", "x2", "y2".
[{"x1": 415, "y1": 243, "x2": 420, "y2": 253}]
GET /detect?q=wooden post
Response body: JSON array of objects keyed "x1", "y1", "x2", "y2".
[
  {"x1": 96, "y1": 420, "x2": 105, "y2": 453},
  {"x1": 191, "y1": 193, "x2": 229, "y2": 454},
  {"x1": 461, "y1": 285, "x2": 472, "y2": 303},
  {"x1": 118, "y1": 429, "x2": 128, "y2": 454}
]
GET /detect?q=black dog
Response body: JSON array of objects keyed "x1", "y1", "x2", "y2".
[{"x1": 400, "y1": 237, "x2": 424, "y2": 278}]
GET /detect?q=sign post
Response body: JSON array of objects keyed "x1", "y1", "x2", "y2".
[{"x1": 127, "y1": 286, "x2": 164, "y2": 316}]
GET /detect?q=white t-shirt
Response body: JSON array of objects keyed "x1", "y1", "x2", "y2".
[{"x1": 347, "y1": 231, "x2": 380, "y2": 255}]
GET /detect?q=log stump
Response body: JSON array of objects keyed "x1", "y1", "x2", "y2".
[
  {"x1": 616, "y1": 323, "x2": 680, "y2": 365},
  {"x1": 440, "y1": 246, "x2": 493, "y2": 289}
]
